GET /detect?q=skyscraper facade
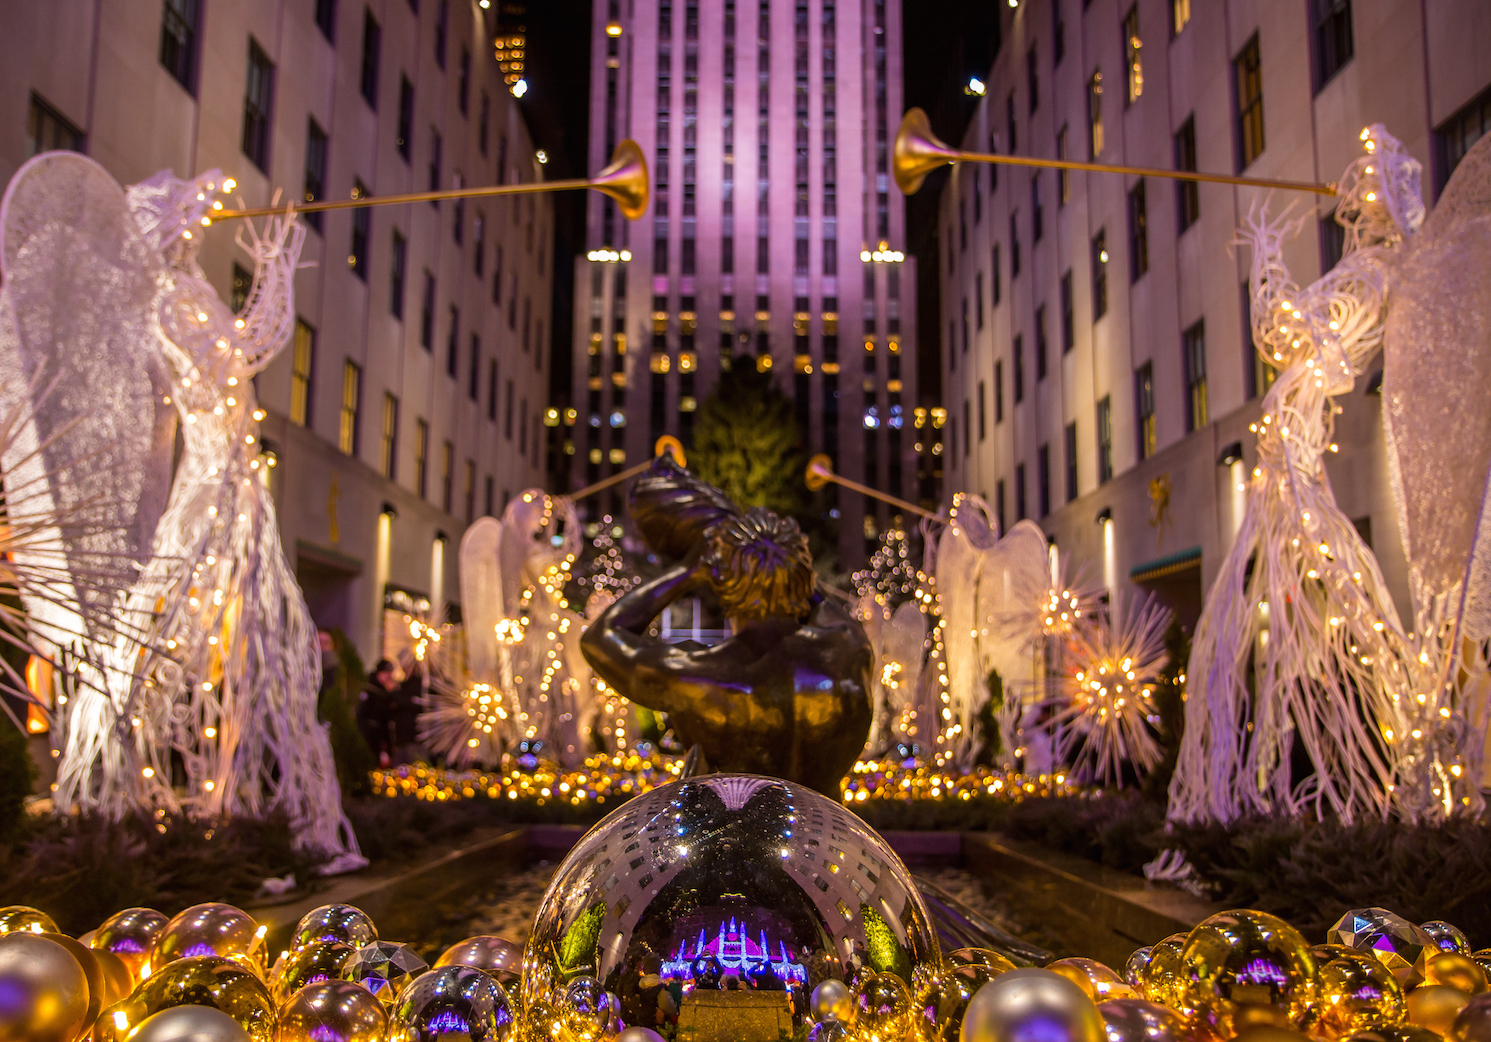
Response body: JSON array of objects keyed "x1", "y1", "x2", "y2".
[{"x1": 562, "y1": 0, "x2": 920, "y2": 567}]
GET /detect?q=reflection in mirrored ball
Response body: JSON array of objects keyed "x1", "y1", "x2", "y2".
[
  {"x1": 94, "y1": 908, "x2": 169, "y2": 983},
  {"x1": 278, "y1": 980, "x2": 388, "y2": 1042},
  {"x1": 521, "y1": 775, "x2": 939, "y2": 1038},
  {"x1": 389, "y1": 965, "x2": 515, "y2": 1042},
  {"x1": 152, "y1": 905, "x2": 266, "y2": 975},
  {"x1": 292, "y1": 906, "x2": 378, "y2": 954},
  {"x1": 960, "y1": 968, "x2": 1105, "y2": 1042},
  {"x1": 124, "y1": 1004, "x2": 252, "y2": 1042},
  {"x1": 1095, "y1": 997, "x2": 1186, "y2": 1042},
  {"x1": 810, "y1": 980, "x2": 853, "y2": 1023},
  {"x1": 436, "y1": 937, "x2": 523, "y2": 986}
]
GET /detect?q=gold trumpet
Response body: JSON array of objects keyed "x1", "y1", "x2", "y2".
[
  {"x1": 805, "y1": 454, "x2": 940, "y2": 521},
  {"x1": 216, "y1": 139, "x2": 649, "y2": 221},
  {"x1": 567, "y1": 436, "x2": 686, "y2": 502},
  {"x1": 893, "y1": 107, "x2": 1337, "y2": 197}
]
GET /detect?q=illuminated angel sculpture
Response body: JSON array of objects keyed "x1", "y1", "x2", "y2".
[
  {"x1": 0, "y1": 152, "x2": 358, "y2": 861},
  {"x1": 1168, "y1": 127, "x2": 1438, "y2": 824},
  {"x1": 424, "y1": 490, "x2": 588, "y2": 765}
]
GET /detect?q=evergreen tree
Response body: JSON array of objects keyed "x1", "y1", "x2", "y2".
[{"x1": 690, "y1": 363, "x2": 810, "y2": 525}]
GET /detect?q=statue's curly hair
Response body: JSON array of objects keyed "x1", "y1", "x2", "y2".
[{"x1": 703, "y1": 508, "x2": 815, "y2": 620}]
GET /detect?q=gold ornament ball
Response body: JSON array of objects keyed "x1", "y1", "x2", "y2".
[
  {"x1": 153, "y1": 905, "x2": 266, "y2": 976},
  {"x1": 1312, "y1": 948, "x2": 1406, "y2": 1040},
  {"x1": 1427, "y1": 953, "x2": 1488, "y2": 996},
  {"x1": 97, "y1": 955, "x2": 278, "y2": 1042},
  {"x1": 1422, "y1": 923, "x2": 1471, "y2": 958},
  {"x1": 0, "y1": 906, "x2": 59, "y2": 936},
  {"x1": 1138, "y1": 937, "x2": 1186, "y2": 1011},
  {"x1": 433, "y1": 937, "x2": 523, "y2": 987},
  {"x1": 520, "y1": 999, "x2": 558, "y2": 1042},
  {"x1": 388, "y1": 964, "x2": 515, "y2": 1042},
  {"x1": 271, "y1": 942, "x2": 356, "y2": 1005},
  {"x1": 855, "y1": 972, "x2": 914, "y2": 1042},
  {"x1": 948, "y1": 949, "x2": 1019, "y2": 975},
  {"x1": 556, "y1": 977, "x2": 617, "y2": 1042},
  {"x1": 1095, "y1": 998, "x2": 1186, "y2": 1042},
  {"x1": 0, "y1": 932, "x2": 91, "y2": 1042},
  {"x1": 290, "y1": 907, "x2": 378, "y2": 955},
  {"x1": 1446, "y1": 994, "x2": 1491, "y2": 1042},
  {"x1": 958, "y1": 968, "x2": 1104, "y2": 1042},
  {"x1": 1048, "y1": 960, "x2": 1134, "y2": 1002},
  {"x1": 613, "y1": 1031, "x2": 665, "y2": 1042},
  {"x1": 1122, "y1": 949, "x2": 1152, "y2": 991},
  {"x1": 279, "y1": 980, "x2": 388, "y2": 1042},
  {"x1": 919, "y1": 964, "x2": 1010, "y2": 1042},
  {"x1": 1181, "y1": 909, "x2": 1317, "y2": 1035},
  {"x1": 124, "y1": 1005, "x2": 251, "y2": 1042},
  {"x1": 810, "y1": 979, "x2": 853, "y2": 1023},
  {"x1": 40, "y1": 932, "x2": 107, "y2": 1030},
  {"x1": 1231, "y1": 1026, "x2": 1312, "y2": 1042},
  {"x1": 1407, "y1": 984, "x2": 1471, "y2": 1035},
  {"x1": 1345, "y1": 1026, "x2": 1447, "y2": 1042},
  {"x1": 95, "y1": 909, "x2": 170, "y2": 984},
  {"x1": 95, "y1": 948, "x2": 137, "y2": 1007}
]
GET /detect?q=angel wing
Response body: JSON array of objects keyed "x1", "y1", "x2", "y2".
[{"x1": 460, "y1": 516, "x2": 505, "y2": 685}]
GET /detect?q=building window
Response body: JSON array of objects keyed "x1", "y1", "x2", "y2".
[
  {"x1": 290, "y1": 320, "x2": 315, "y2": 426},
  {"x1": 1320, "y1": 209, "x2": 1346, "y2": 271},
  {"x1": 479, "y1": 91, "x2": 490, "y2": 154},
  {"x1": 469, "y1": 334, "x2": 480, "y2": 400},
  {"x1": 504, "y1": 380, "x2": 514, "y2": 439},
  {"x1": 1035, "y1": 306, "x2": 1048, "y2": 381},
  {"x1": 26, "y1": 94, "x2": 83, "y2": 157},
  {"x1": 1010, "y1": 213, "x2": 1021, "y2": 277},
  {"x1": 1007, "y1": 91, "x2": 1017, "y2": 153},
  {"x1": 1128, "y1": 181, "x2": 1148, "y2": 280},
  {"x1": 397, "y1": 77, "x2": 414, "y2": 160},
  {"x1": 420, "y1": 272, "x2": 435, "y2": 349},
  {"x1": 991, "y1": 244, "x2": 1001, "y2": 304},
  {"x1": 1038, "y1": 444, "x2": 1051, "y2": 516},
  {"x1": 1015, "y1": 463, "x2": 1027, "y2": 520},
  {"x1": 349, "y1": 181, "x2": 369, "y2": 280},
  {"x1": 242, "y1": 39, "x2": 275, "y2": 172},
  {"x1": 380, "y1": 393, "x2": 398, "y2": 478},
  {"x1": 458, "y1": 47, "x2": 471, "y2": 114},
  {"x1": 1092, "y1": 231, "x2": 1109, "y2": 320},
  {"x1": 414, "y1": 419, "x2": 429, "y2": 497},
  {"x1": 978, "y1": 381, "x2": 987, "y2": 440},
  {"x1": 1056, "y1": 124, "x2": 1070, "y2": 203},
  {"x1": 1013, "y1": 335, "x2": 1025, "y2": 403},
  {"x1": 1313, "y1": 0, "x2": 1353, "y2": 90},
  {"x1": 1183, "y1": 320, "x2": 1208, "y2": 430},
  {"x1": 231, "y1": 264, "x2": 252, "y2": 313},
  {"x1": 1435, "y1": 85, "x2": 1491, "y2": 193},
  {"x1": 441, "y1": 440, "x2": 454, "y2": 512},
  {"x1": 428, "y1": 128, "x2": 442, "y2": 195},
  {"x1": 360, "y1": 9, "x2": 381, "y2": 107},
  {"x1": 1031, "y1": 174, "x2": 1043, "y2": 242},
  {"x1": 1064, "y1": 422, "x2": 1078, "y2": 502},
  {"x1": 1175, "y1": 116, "x2": 1199, "y2": 231},
  {"x1": 1172, "y1": 0, "x2": 1191, "y2": 35},
  {"x1": 1087, "y1": 70, "x2": 1104, "y2": 157},
  {"x1": 1123, "y1": 6, "x2": 1143, "y2": 105},
  {"x1": 434, "y1": 0, "x2": 449, "y2": 68},
  {"x1": 160, "y1": 0, "x2": 200, "y2": 91},
  {"x1": 1060, "y1": 272, "x2": 1074, "y2": 352},
  {"x1": 1053, "y1": 0, "x2": 1065, "y2": 64},
  {"x1": 446, "y1": 306, "x2": 459, "y2": 377},
  {"x1": 390, "y1": 230, "x2": 407, "y2": 318},
  {"x1": 963, "y1": 401, "x2": 971, "y2": 457},
  {"x1": 303, "y1": 120, "x2": 328, "y2": 232},
  {"x1": 1235, "y1": 35, "x2": 1265, "y2": 169},
  {"x1": 1027, "y1": 45, "x2": 1039, "y2": 113},
  {"x1": 464, "y1": 460, "x2": 476, "y2": 523},
  {"x1": 484, "y1": 476, "x2": 494, "y2": 518},
  {"x1": 1135, "y1": 362, "x2": 1156, "y2": 459},
  {"x1": 339, "y1": 360, "x2": 361, "y2": 455},
  {"x1": 488, "y1": 359, "x2": 499, "y2": 421},
  {"x1": 315, "y1": 0, "x2": 337, "y2": 40},
  {"x1": 994, "y1": 360, "x2": 1004, "y2": 423},
  {"x1": 1097, "y1": 395, "x2": 1113, "y2": 482}
]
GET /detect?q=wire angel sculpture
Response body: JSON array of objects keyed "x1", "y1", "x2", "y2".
[
  {"x1": 1168, "y1": 127, "x2": 1428, "y2": 825},
  {"x1": 0, "y1": 153, "x2": 359, "y2": 861},
  {"x1": 932, "y1": 495, "x2": 1054, "y2": 769},
  {"x1": 1047, "y1": 592, "x2": 1171, "y2": 785},
  {"x1": 426, "y1": 491, "x2": 587, "y2": 765}
]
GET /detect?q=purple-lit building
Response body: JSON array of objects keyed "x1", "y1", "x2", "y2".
[{"x1": 562, "y1": 0, "x2": 921, "y2": 567}]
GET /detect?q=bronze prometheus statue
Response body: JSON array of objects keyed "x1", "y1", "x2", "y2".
[{"x1": 580, "y1": 456, "x2": 872, "y2": 795}]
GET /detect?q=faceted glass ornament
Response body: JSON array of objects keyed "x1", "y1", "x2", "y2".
[
  {"x1": 521, "y1": 775, "x2": 939, "y2": 1038},
  {"x1": 272, "y1": 941, "x2": 356, "y2": 1004},
  {"x1": 93, "y1": 908, "x2": 169, "y2": 983},
  {"x1": 916, "y1": 963, "x2": 1005, "y2": 1041},
  {"x1": 1421, "y1": 922, "x2": 1471, "y2": 956},
  {"x1": 292, "y1": 906, "x2": 378, "y2": 954},
  {"x1": 436, "y1": 937, "x2": 523, "y2": 986},
  {"x1": 1313, "y1": 947, "x2": 1406, "y2": 1040},
  {"x1": 153, "y1": 904, "x2": 266, "y2": 975},
  {"x1": 389, "y1": 965, "x2": 516, "y2": 1042},
  {"x1": 279, "y1": 979, "x2": 388, "y2": 1042},
  {"x1": 343, "y1": 941, "x2": 430, "y2": 1005},
  {"x1": 1329, "y1": 909, "x2": 1439, "y2": 988},
  {"x1": 95, "y1": 955, "x2": 277, "y2": 1042},
  {"x1": 1096, "y1": 997, "x2": 1186, "y2": 1042},
  {"x1": 1180, "y1": 910, "x2": 1317, "y2": 1034},
  {"x1": 0, "y1": 906, "x2": 58, "y2": 935}
]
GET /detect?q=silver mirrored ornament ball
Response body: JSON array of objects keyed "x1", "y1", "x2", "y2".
[
  {"x1": 388, "y1": 965, "x2": 516, "y2": 1042},
  {"x1": 522, "y1": 774, "x2": 940, "y2": 1037},
  {"x1": 122, "y1": 1005, "x2": 252, "y2": 1042}
]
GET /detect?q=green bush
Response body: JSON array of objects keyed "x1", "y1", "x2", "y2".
[{"x1": 0, "y1": 717, "x2": 34, "y2": 840}]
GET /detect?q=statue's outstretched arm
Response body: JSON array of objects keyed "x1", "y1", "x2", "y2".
[{"x1": 580, "y1": 562, "x2": 702, "y2": 711}]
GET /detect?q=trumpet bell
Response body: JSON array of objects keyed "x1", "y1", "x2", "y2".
[
  {"x1": 804, "y1": 454, "x2": 835, "y2": 492},
  {"x1": 893, "y1": 107, "x2": 961, "y2": 196},
  {"x1": 592, "y1": 139, "x2": 649, "y2": 220}
]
